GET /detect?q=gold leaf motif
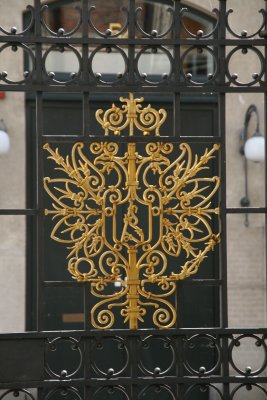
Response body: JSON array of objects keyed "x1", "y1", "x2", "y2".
[
  {"x1": 43, "y1": 95, "x2": 220, "y2": 330},
  {"x1": 96, "y1": 93, "x2": 167, "y2": 136}
]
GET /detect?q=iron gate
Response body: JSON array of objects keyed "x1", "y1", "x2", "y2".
[{"x1": 0, "y1": 0, "x2": 267, "y2": 399}]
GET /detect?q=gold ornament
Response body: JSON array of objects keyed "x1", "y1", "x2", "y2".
[{"x1": 44, "y1": 94, "x2": 220, "y2": 329}]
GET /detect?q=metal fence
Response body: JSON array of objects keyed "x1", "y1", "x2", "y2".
[{"x1": 0, "y1": 0, "x2": 267, "y2": 399}]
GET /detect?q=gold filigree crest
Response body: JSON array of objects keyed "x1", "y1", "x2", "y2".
[
  {"x1": 43, "y1": 94, "x2": 220, "y2": 329},
  {"x1": 95, "y1": 92, "x2": 167, "y2": 136}
]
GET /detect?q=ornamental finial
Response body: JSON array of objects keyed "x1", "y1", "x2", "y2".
[{"x1": 95, "y1": 93, "x2": 167, "y2": 136}]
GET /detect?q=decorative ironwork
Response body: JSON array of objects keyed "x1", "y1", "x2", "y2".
[
  {"x1": 43, "y1": 95, "x2": 220, "y2": 329},
  {"x1": 91, "y1": 336, "x2": 129, "y2": 377},
  {"x1": 45, "y1": 337, "x2": 83, "y2": 379},
  {"x1": 95, "y1": 93, "x2": 167, "y2": 137},
  {"x1": 0, "y1": 0, "x2": 267, "y2": 397},
  {"x1": 1, "y1": 330, "x2": 267, "y2": 397},
  {"x1": 1, "y1": 3, "x2": 267, "y2": 87}
]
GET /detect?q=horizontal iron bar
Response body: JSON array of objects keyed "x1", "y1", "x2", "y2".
[
  {"x1": 26, "y1": 92, "x2": 217, "y2": 103},
  {"x1": 0, "y1": 209, "x2": 38, "y2": 215},
  {"x1": 41, "y1": 135, "x2": 221, "y2": 143},
  {"x1": 226, "y1": 207, "x2": 267, "y2": 214},
  {"x1": 0, "y1": 36, "x2": 266, "y2": 46},
  {"x1": 0, "y1": 328, "x2": 266, "y2": 339},
  {"x1": 0, "y1": 208, "x2": 263, "y2": 218},
  {"x1": 1, "y1": 85, "x2": 266, "y2": 93},
  {"x1": 44, "y1": 280, "x2": 82, "y2": 287},
  {"x1": 43, "y1": 279, "x2": 222, "y2": 287},
  {"x1": 84, "y1": 376, "x2": 267, "y2": 385},
  {"x1": 0, "y1": 208, "x2": 264, "y2": 217},
  {"x1": 1, "y1": 376, "x2": 267, "y2": 389}
]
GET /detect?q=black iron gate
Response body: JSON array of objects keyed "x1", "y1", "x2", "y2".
[{"x1": 0, "y1": 1, "x2": 267, "y2": 399}]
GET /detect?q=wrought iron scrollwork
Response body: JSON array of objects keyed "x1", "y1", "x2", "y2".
[
  {"x1": 135, "y1": 6, "x2": 174, "y2": 39},
  {"x1": 93, "y1": 386, "x2": 130, "y2": 400},
  {"x1": 89, "y1": 5, "x2": 129, "y2": 38},
  {"x1": 226, "y1": 8, "x2": 267, "y2": 39},
  {"x1": 42, "y1": 44, "x2": 82, "y2": 85},
  {"x1": 181, "y1": 45, "x2": 218, "y2": 85},
  {"x1": 138, "y1": 336, "x2": 175, "y2": 376},
  {"x1": 89, "y1": 45, "x2": 128, "y2": 84},
  {"x1": 225, "y1": 46, "x2": 265, "y2": 87},
  {"x1": 1, "y1": 2, "x2": 267, "y2": 89},
  {"x1": 229, "y1": 334, "x2": 267, "y2": 376},
  {"x1": 230, "y1": 383, "x2": 267, "y2": 399},
  {"x1": 0, "y1": 390, "x2": 35, "y2": 400},
  {"x1": 1, "y1": 331, "x2": 267, "y2": 399},
  {"x1": 95, "y1": 93, "x2": 167, "y2": 136},
  {"x1": 45, "y1": 337, "x2": 83, "y2": 379},
  {"x1": 45, "y1": 387, "x2": 82, "y2": 400},
  {"x1": 0, "y1": 43, "x2": 35, "y2": 84},
  {"x1": 92, "y1": 336, "x2": 129, "y2": 377},
  {"x1": 44, "y1": 95, "x2": 220, "y2": 329},
  {"x1": 41, "y1": 4, "x2": 82, "y2": 37},
  {"x1": 138, "y1": 385, "x2": 176, "y2": 400},
  {"x1": 181, "y1": 8, "x2": 220, "y2": 39},
  {"x1": 185, "y1": 384, "x2": 223, "y2": 399},
  {"x1": 135, "y1": 46, "x2": 174, "y2": 85},
  {"x1": 183, "y1": 334, "x2": 222, "y2": 376},
  {"x1": 0, "y1": 5, "x2": 34, "y2": 35}
]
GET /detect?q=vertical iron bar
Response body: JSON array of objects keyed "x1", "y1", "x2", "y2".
[
  {"x1": 173, "y1": 0, "x2": 182, "y2": 139},
  {"x1": 128, "y1": 0, "x2": 135, "y2": 85},
  {"x1": 34, "y1": 0, "x2": 45, "y2": 333},
  {"x1": 83, "y1": 92, "x2": 90, "y2": 136},
  {"x1": 130, "y1": 334, "x2": 138, "y2": 400},
  {"x1": 218, "y1": 0, "x2": 228, "y2": 330},
  {"x1": 82, "y1": 0, "x2": 90, "y2": 137},
  {"x1": 81, "y1": 0, "x2": 91, "y2": 333},
  {"x1": 84, "y1": 284, "x2": 92, "y2": 330},
  {"x1": 173, "y1": 0, "x2": 182, "y2": 333},
  {"x1": 84, "y1": 335, "x2": 92, "y2": 400},
  {"x1": 177, "y1": 335, "x2": 185, "y2": 399},
  {"x1": 34, "y1": 4, "x2": 45, "y2": 400},
  {"x1": 36, "y1": 91, "x2": 45, "y2": 331},
  {"x1": 219, "y1": 1, "x2": 230, "y2": 400}
]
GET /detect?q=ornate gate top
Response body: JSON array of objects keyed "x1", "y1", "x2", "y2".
[
  {"x1": 95, "y1": 92, "x2": 167, "y2": 136},
  {"x1": 43, "y1": 94, "x2": 220, "y2": 329}
]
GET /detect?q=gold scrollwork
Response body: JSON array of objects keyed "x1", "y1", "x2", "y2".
[
  {"x1": 95, "y1": 93, "x2": 167, "y2": 136},
  {"x1": 43, "y1": 95, "x2": 220, "y2": 330}
]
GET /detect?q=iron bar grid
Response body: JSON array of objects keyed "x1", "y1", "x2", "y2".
[
  {"x1": 0, "y1": 1, "x2": 266, "y2": 91},
  {"x1": 0, "y1": 0, "x2": 266, "y2": 398},
  {"x1": 0, "y1": 330, "x2": 267, "y2": 396}
]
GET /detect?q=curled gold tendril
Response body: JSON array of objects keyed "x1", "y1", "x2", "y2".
[{"x1": 43, "y1": 96, "x2": 220, "y2": 329}]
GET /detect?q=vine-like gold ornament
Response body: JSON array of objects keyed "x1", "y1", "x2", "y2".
[
  {"x1": 43, "y1": 94, "x2": 220, "y2": 330},
  {"x1": 95, "y1": 92, "x2": 167, "y2": 137}
]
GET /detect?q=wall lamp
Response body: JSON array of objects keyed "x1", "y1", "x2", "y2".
[
  {"x1": 0, "y1": 119, "x2": 10, "y2": 154},
  {"x1": 240, "y1": 104, "x2": 265, "y2": 226}
]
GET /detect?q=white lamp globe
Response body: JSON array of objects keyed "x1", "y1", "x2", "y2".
[
  {"x1": 0, "y1": 128, "x2": 10, "y2": 155},
  {"x1": 244, "y1": 134, "x2": 265, "y2": 162}
]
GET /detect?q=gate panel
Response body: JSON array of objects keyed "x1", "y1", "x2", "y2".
[{"x1": 0, "y1": 1, "x2": 266, "y2": 399}]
